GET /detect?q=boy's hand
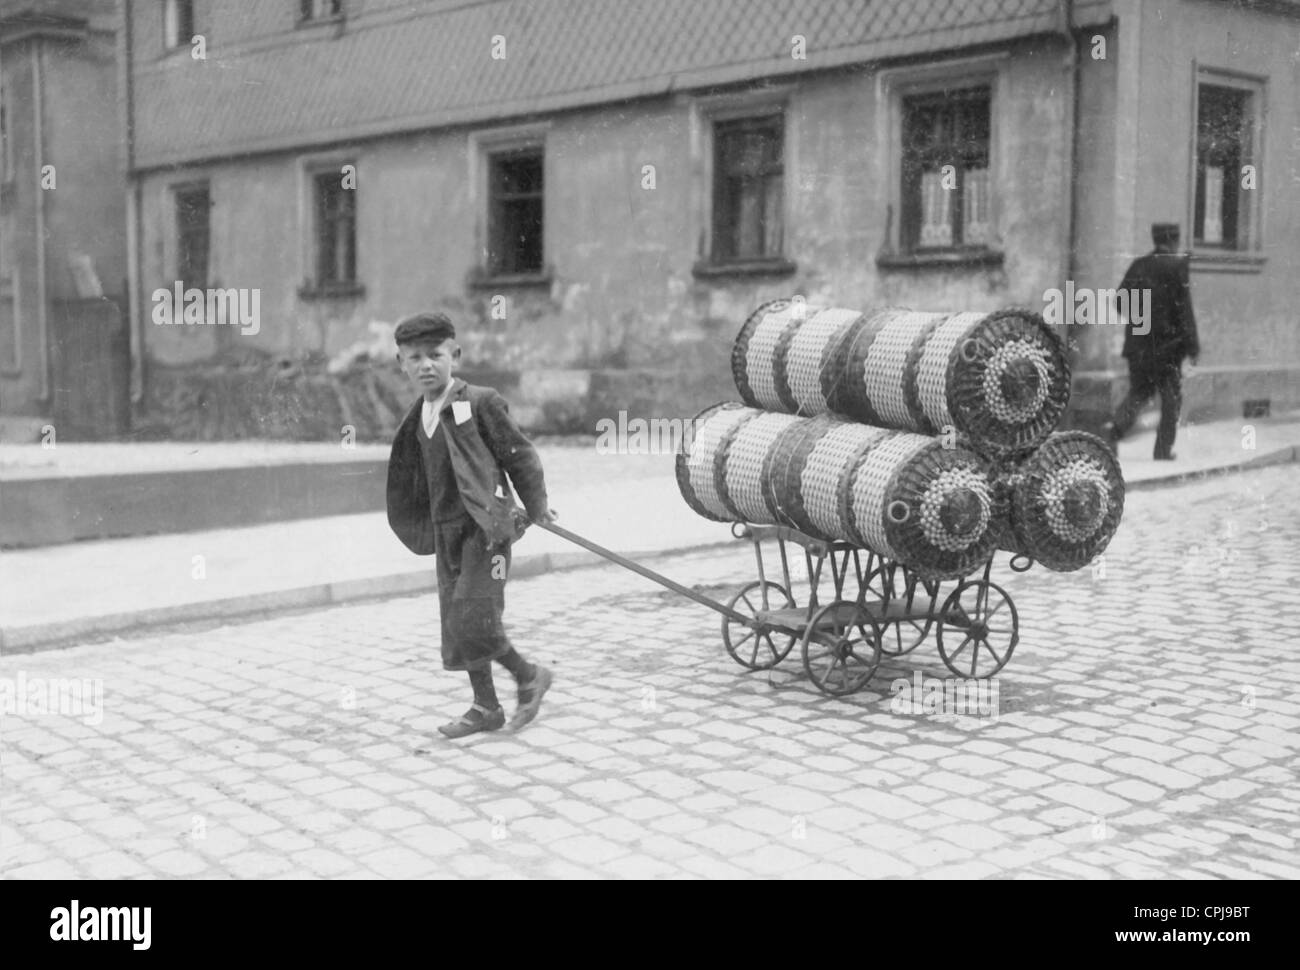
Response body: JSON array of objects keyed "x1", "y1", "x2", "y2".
[{"x1": 533, "y1": 508, "x2": 559, "y2": 525}]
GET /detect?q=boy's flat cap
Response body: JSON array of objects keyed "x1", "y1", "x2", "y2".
[{"x1": 394, "y1": 312, "x2": 455, "y2": 344}]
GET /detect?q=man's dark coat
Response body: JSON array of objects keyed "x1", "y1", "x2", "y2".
[
  {"x1": 1118, "y1": 251, "x2": 1200, "y2": 366},
  {"x1": 387, "y1": 379, "x2": 549, "y2": 554}
]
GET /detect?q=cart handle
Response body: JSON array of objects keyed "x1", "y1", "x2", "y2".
[{"x1": 536, "y1": 520, "x2": 752, "y2": 624}]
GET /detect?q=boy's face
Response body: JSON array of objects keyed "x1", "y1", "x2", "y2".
[{"x1": 398, "y1": 338, "x2": 460, "y2": 401}]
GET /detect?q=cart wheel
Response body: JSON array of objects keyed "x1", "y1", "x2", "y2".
[
  {"x1": 863, "y1": 564, "x2": 935, "y2": 657},
  {"x1": 936, "y1": 579, "x2": 1019, "y2": 679},
  {"x1": 722, "y1": 581, "x2": 796, "y2": 671},
  {"x1": 800, "y1": 600, "x2": 884, "y2": 696}
]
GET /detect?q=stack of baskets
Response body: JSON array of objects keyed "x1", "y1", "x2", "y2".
[{"x1": 677, "y1": 299, "x2": 1125, "y2": 579}]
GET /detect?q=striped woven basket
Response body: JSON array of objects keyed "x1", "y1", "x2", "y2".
[
  {"x1": 997, "y1": 431, "x2": 1125, "y2": 572},
  {"x1": 732, "y1": 302, "x2": 1071, "y2": 454},
  {"x1": 677, "y1": 403, "x2": 1000, "y2": 579}
]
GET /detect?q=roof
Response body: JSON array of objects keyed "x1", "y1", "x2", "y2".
[{"x1": 132, "y1": 0, "x2": 1115, "y2": 170}]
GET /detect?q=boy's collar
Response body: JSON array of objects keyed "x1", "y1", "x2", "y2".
[{"x1": 424, "y1": 378, "x2": 467, "y2": 414}]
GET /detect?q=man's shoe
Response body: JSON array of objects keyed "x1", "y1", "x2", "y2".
[
  {"x1": 1153, "y1": 452, "x2": 1177, "y2": 461},
  {"x1": 438, "y1": 704, "x2": 505, "y2": 739},
  {"x1": 509, "y1": 665, "x2": 553, "y2": 733}
]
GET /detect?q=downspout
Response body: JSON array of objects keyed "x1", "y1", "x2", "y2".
[
  {"x1": 1057, "y1": 0, "x2": 1088, "y2": 425},
  {"x1": 120, "y1": 0, "x2": 143, "y2": 405},
  {"x1": 1059, "y1": 0, "x2": 1079, "y2": 290},
  {"x1": 32, "y1": 36, "x2": 48, "y2": 404}
]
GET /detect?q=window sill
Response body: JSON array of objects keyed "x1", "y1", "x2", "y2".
[
  {"x1": 876, "y1": 248, "x2": 1005, "y2": 270},
  {"x1": 467, "y1": 270, "x2": 553, "y2": 290},
  {"x1": 1189, "y1": 251, "x2": 1266, "y2": 274},
  {"x1": 691, "y1": 258, "x2": 797, "y2": 280},
  {"x1": 298, "y1": 282, "x2": 366, "y2": 301}
]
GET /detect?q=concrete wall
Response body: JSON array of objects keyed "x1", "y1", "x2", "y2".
[
  {"x1": 42, "y1": 28, "x2": 125, "y2": 302},
  {"x1": 137, "y1": 34, "x2": 1079, "y2": 432},
  {"x1": 0, "y1": 23, "x2": 124, "y2": 423},
  {"x1": 1145, "y1": 0, "x2": 1300, "y2": 419},
  {"x1": 0, "y1": 39, "x2": 43, "y2": 417},
  {"x1": 1074, "y1": 0, "x2": 1300, "y2": 422}
]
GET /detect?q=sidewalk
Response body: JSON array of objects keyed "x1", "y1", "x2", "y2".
[{"x1": 2, "y1": 415, "x2": 1297, "y2": 652}]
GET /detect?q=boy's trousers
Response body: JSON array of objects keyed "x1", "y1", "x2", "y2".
[{"x1": 435, "y1": 515, "x2": 512, "y2": 672}]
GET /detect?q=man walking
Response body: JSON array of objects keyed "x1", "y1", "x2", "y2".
[{"x1": 1109, "y1": 222, "x2": 1200, "y2": 460}]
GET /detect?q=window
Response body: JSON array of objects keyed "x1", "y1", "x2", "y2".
[
  {"x1": 901, "y1": 88, "x2": 991, "y2": 251},
  {"x1": 712, "y1": 115, "x2": 784, "y2": 263},
  {"x1": 175, "y1": 184, "x2": 210, "y2": 287},
  {"x1": 163, "y1": 0, "x2": 194, "y2": 50},
  {"x1": 0, "y1": 273, "x2": 16, "y2": 373},
  {"x1": 0, "y1": 80, "x2": 11, "y2": 184},
  {"x1": 299, "y1": 0, "x2": 342, "y2": 22},
  {"x1": 1194, "y1": 84, "x2": 1253, "y2": 250},
  {"x1": 313, "y1": 170, "x2": 356, "y2": 288},
  {"x1": 487, "y1": 149, "x2": 543, "y2": 275}
]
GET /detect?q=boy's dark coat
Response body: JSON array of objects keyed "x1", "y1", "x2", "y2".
[{"x1": 386, "y1": 379, "x2": 549, "y2": 554}]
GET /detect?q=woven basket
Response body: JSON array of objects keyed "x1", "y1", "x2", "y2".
[
  {"x1": 732, "y1": 301, "x2": 863, "y2": 416},
  {"x1": 678, "y1": 403, "x2": 999, "y2": 579},
  {"x1": 733, "y1": 302, "x2": 1071, "y2": 454},
  {"x1": 674, "y1": 402, "x2": 756, "y2": 522},
  {"x1": 999, "y1": 431, "x2": 1125, "y2": 572}
]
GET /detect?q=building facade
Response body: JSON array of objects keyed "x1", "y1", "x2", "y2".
[
  {"x1": 0, "y1": 0, "x2": 127, "y2": 439},
  {"x1": 115, "y1": 0, "x2": 1300, "y2": 436}
]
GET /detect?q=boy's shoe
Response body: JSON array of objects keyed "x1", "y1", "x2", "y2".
[
  {"x1": 509, "y1": 665, "x2": 553, "y2": 733},
  {"x1": 438, "y1": 703, "x2": 505, "y2": 739}
]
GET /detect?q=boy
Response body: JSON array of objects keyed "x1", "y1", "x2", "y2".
[{"x1": 386, "y1": 312, "x2": 555, "y2": 738}]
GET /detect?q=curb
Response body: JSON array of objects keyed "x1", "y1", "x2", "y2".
[
  {"x1": 3, "y1": 447, "x2": 1295, "y2": 655},
  {"x1": 0, "y1": 539, "x2": 738, "y2": 655},
  {"x1": 1123, "y1": 445, "x2": 1298, "y2": 490}
]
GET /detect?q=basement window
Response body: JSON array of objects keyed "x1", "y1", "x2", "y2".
[{"x1": 299, "y1": 0, "x2": 343, "y2": 23}]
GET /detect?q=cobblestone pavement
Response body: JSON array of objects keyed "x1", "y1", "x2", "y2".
[{"x1": 2, "y1": 467, "x2": 1298, "y2": 879}]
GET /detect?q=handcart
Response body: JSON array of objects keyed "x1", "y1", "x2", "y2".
[{"x1": 539, "y1": 520, "x2": 1031, "y2": 698}]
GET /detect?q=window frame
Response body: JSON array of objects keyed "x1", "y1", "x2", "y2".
[
  {"x1": 875, "y1": 54, "x2": 1007, "y2": 269},
  {"x1": 0, "y1": 77, "x2": 12, "y2": 186},
  {"x1": 173, "y1": 181, "x2": 212, "y2": 289},
  {"x1": 467, "y1": 124, "x2": 551, "y2": 288},
  {"x1": 899, "y1": 87, "x2": 992, "y2": 254},
  {"x1": 486, "y1": 147, "x2": 545, "y2": 277},
  {"x1": 0, "y1": 270, "x2": 20, "y2": 376},
  {"x1": 298, "y1": 154, "x2": 364, "y2": 299},
  {"x1": 710, "y1": 112, "x2": 787, "y2": 266},
  {"x1": 1187, "y1": 63, "x2": 1266, "y2": 269},
  {"x1": 688, "y1": 86, "x2": 796, "y2": 280}
]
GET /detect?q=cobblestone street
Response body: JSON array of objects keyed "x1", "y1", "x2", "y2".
[{"x1": 2, "y1": 467, "x2": 1298, "y2": 879}]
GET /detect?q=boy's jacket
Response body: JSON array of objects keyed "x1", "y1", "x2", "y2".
[{"x1": 387, "y1": 379, "x2": 549, "y2": 555}]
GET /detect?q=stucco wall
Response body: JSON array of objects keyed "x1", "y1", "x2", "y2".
[
  {"x1": 42, "y1": 29, "x2": 125, "y2": 302},
  {"x1": 0, "y1": 39, "x2": 42, "y2": 415},
  {"x1": 138, "y1": 34, "x2": 1080, "y2": 431}
]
